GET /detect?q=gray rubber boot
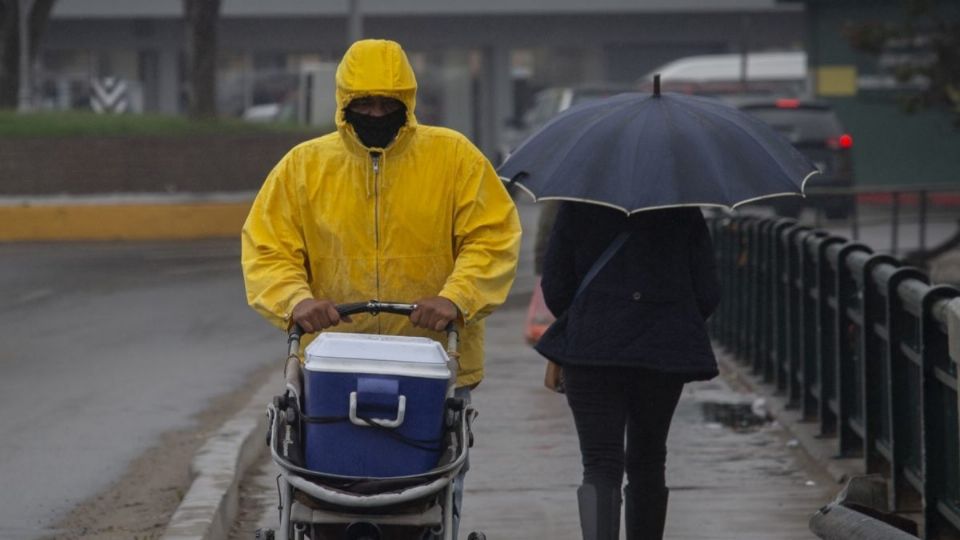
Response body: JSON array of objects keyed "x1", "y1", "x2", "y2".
[
  {"x1": 577, "y1": 483, "x2": 622, "y2": 540},
  {"x1": 624, "y1": 485, "x2": 669, "y2": 540}
]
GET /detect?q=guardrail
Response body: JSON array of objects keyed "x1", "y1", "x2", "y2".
[
  {"x1": 803, "y1": 183, "x2": 960, "y2": 257},
  {"x1": 710, "y1": 214, "x2": 960, "y2": 539}
]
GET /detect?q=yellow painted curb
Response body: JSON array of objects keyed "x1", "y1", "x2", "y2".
[{"x1": 0, "y1": 201, "x2": 253, "y2": 241}]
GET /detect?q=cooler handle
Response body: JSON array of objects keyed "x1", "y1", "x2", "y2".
[{"x1": 349, "y1": 392, "x2": 407, "y2": 429}]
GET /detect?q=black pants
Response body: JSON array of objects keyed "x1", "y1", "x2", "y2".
[{"x1": 564, "y1": 365, "x2": 684, "y2": 490}]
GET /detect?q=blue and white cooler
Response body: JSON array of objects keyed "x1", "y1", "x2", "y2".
[{"x1": 302, "y1": 332, "x2": 452, "y2": 477}]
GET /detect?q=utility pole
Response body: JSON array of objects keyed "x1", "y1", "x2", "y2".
[
  {"x1": 17, "y1": 0, "x2": 35, "y2": 112},
  {"x1": 347, "y1": 0, "x2": 362, "y2": 45}
]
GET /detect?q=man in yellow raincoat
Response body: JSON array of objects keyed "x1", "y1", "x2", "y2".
[{"x1": 241, "y1": 39, "x2": 521, "y2": 536}]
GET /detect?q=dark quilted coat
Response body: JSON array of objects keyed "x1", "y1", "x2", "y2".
[{"x1": 535, "y1": 203, "x2": 721, "y2": 381}]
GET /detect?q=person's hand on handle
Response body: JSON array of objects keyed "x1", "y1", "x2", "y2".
[
  {"x1": 410, "y1": 296, "x2": 459, "y2": 331},
  {"x1": 290, "y1": 299, "x2": 352, "y2": 333}
]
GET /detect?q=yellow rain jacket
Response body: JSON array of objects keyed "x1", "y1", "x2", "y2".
[{"x1": 241, "y1": 39, "x2": 521, "y2": 387}]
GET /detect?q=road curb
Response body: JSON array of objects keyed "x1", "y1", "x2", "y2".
[
  {"x1": 162, "y1": 374, "x2": 278, "y2": 540},
  {"x1": 0, "y1": 195, "x2": 255, "y2": 242},
  {"x1": 715, "y1": 350, "x2": 865, "y2": 485}
]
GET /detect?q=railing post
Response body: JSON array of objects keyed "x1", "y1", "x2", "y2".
[
  {"x1": 851, "y1": 192, "x2": 860, "y2": 242},
  {"x1": 736, "y1": 217, "x2": 756, "y2": 362},
  {"x1": 708, "y1": 217, "x2": 722, "y2": 339},
  {"x1": 772, "y1": 218, "x2": 798, "y2": 394},
  {"x1": 921, "y1": 290, "x2": 960, "y2": 539},
  {"x1": 784, "y1": 224, "x2": 812, "y2": 409},
  {"x1": 860, "y1": 254, "x2": 900, "y2": 478},
  {"x1": 719, "y1": 218, "x2": 740, "y2": 348},
  {"x1": 891, "y1": 192, "x2": 901, "y2": 256},
  {"x1": 918, "y1": 190, "x2": 928, "y2": 253},
  {"x1": 741, "y1": 218, "x2": 763, "y2": 375},
  {"x1": 711, "y1": 217, "x2": 731, "y2": 345},
  {"x1": 815, "y1": 236, "x2": 847, "y2": 437},
  {"x1": 799, "y1": 230, "x2": 829, "y2": 420},
  {"x1": 884, "y1": 268, "x2": 928, "y2": 512},
  {"x1": 723, "y1": 216, "x2": 743, "y2": 353},
  {"x1": 833, "y1": 244, "x2": 873, "y2": 458},
  {"x1": 756, "y1": 219, "x2": 777, "y2": 382}
]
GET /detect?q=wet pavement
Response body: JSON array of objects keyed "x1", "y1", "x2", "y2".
[
  {"x1": 0, "y1": 240, "x2": 280, "y2": 539},
  {"x1": 227, "y1": 199, "x2": 839, "y2": 538},
  {"x1": 228, "y1": 303, "x2": 837, "y2": 539}
]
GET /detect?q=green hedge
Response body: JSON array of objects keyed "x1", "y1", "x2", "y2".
[{"x1": 0, "y1": 111, "x2": 326, "y2": 138}]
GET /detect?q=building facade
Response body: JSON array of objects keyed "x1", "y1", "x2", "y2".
[
  {"x1": 42, "y1": 0, "x2": 804, "y2": 156},
  {"x1": 782, "y1": 0, "x2": 960, "y2": 186}
]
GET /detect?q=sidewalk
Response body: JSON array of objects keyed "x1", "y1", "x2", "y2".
[{"x1": 227, "y1": 304, "x2": 838, "y2": 539}]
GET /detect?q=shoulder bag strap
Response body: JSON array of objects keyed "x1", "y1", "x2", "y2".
[{"x1": 574, "y1": 230, "x2": 632, "y2": 298}]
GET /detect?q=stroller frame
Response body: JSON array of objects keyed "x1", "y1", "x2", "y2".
[{"x1": 260, "y1": 301, "x2": 481, "y2": 540}]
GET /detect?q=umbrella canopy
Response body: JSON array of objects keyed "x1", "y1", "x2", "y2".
[{"x1": 497, "y1": 82, "x2": 819, "y2": 214}]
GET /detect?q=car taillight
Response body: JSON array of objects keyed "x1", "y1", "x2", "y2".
[
  {"x1": 827, "y1": 133, "x2": 853, "y2": 150},
  {"x1": 776, "y1": 98, "x2": 800, "y2": 108}
]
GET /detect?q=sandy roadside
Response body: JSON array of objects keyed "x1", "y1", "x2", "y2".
[{"x1": 45, "y1": 361, "x2": 279, "y2": 540}]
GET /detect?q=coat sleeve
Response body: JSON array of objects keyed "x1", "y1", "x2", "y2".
[
  {"x1": 241, "y1": 151, "x2": 317, "y2": 330},
  {"x1": 688, "y1": 209, "x2": 721, "y2": 320},
  {"x1": 540, "y1": 203, "x2": 578, "y2": 317},
  {"x1": 438, "y1": 149, "x2": 522, "y2": 323}
]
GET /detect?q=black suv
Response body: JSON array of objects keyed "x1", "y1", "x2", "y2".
[{"x1": 735, "y1": 98, "x2": 855, "y2": 218}]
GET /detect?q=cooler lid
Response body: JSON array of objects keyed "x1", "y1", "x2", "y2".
[{"x1": 304, "y1": 332, "x2": 451, "y2": 379}]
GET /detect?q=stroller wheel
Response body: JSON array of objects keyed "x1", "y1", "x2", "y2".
[
  {"x1": 254, "y1": 528, "x2": 275, "y2": 540},
  {"x1": 467, "y1": 533, "x2": 486, "y2": 540}
]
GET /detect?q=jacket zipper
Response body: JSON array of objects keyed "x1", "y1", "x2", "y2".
[{"x1": 371, "y1": 151, "x2": 382, "y2": 333}]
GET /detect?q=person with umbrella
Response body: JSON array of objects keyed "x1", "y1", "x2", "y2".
[
  {"x1": 498, "y1": 78, "x2": 817, "y2": 540},
  {"x1": 540, "y1": 202, "x2": 719, "y2": 540}
]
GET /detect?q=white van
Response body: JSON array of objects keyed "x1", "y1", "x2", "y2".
[{"x1": 641, "y1": 51, "x2": 809, "y2": 97}]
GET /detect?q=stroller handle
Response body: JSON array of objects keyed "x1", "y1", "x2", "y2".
[{"x1": 287, "y1": 301, "x2": 459, "y2": 357}]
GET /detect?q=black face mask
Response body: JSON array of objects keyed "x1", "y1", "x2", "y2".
[{"x1": 343, "y1": 106, "x2": 407, "y2": 149}]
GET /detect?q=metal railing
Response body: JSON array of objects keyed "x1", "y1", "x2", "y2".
[
  {"x1": 803, "y1": 183, "x2": 960, "y2": 258},
  {"x1": 710, "y1": 213, "x2": 960, "y2": 539}
]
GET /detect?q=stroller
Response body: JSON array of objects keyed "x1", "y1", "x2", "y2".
[{"x1": 257, "y1": 301, "x2": 485, "y2": 540}]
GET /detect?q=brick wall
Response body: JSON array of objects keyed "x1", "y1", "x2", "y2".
[{"x1": 0, "y1": 134, "x2": 315, "y2": 195}]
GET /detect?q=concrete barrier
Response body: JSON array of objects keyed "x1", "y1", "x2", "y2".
[
  {"x1": 0, "y1": 133, "x2": 312, "y2": 241},
  {"x1": 0, "y1": 193, "x2": 255, "y2": 241}
]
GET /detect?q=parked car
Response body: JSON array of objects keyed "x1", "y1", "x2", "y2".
[
  {"x1": 733, "y1": 97, "x2": 855, "y2": 218},
  {"x1": 498, "y1": 83, "x2": 635, "y2": 165}
]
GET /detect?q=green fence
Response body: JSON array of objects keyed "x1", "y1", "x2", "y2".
[{"x1": 710, "y1": 215, "x2": 960, "y2": 539}]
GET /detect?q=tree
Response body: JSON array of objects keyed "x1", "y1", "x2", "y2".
[
  {"x1": 183, "y1": 0, "x2": 221, "y2": 119},
  {"x1": 0, "y1": 0, "x2": 57, "y2": 109},
  {"x1": 843, "y1": 0, "x2": 960, "y2": 125}
]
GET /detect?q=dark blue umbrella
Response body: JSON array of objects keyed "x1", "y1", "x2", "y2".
[{"x1": 498, "y1": 79, "x2": 818, "y2": 214}]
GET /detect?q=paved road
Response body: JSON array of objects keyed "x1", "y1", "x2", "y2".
[
  {"x1": 0, "y1": 201, "x2": 537, "y2": 540},
  {"x1": 0, "y1": 240, "x2": 280, "y2": 539}
]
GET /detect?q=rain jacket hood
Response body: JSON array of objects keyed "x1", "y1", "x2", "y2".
[
  {"x1": 242, "y1": 40, "x2": 521, "y2": 387},
  {"x1": 336, "y1": 39, "x2": 418, "y2": 156}
]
